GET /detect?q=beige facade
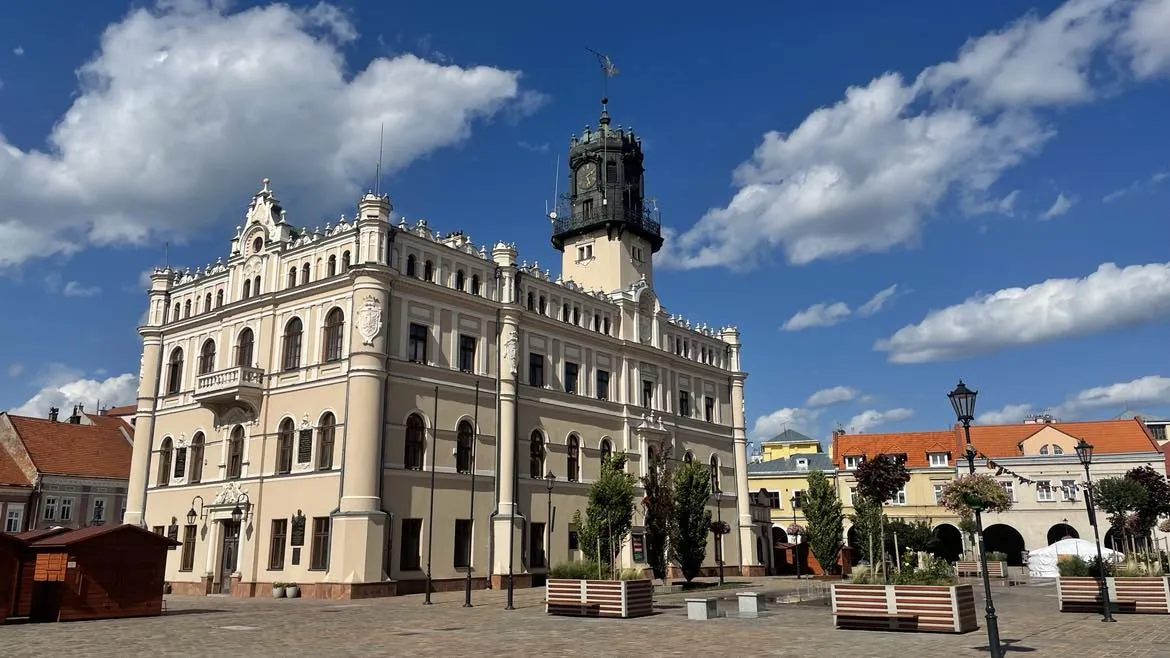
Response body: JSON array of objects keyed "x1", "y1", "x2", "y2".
[{"x1": 125, "y1": 112, "x2": 757, "y2": 598}]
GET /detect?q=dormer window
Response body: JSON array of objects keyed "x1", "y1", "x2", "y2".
[
  {"x1": 1039, "y1": 445, "x2": 1049, "y2": 455},
  {"x1": 928, "y1": 452, "x2": 949, "y2": 468},
  {"x1": 844, "y1": 455, "x2": 862, "y2": 470},
  {"x1": 1052, "y1": 445, "x2": 1064, "y2": 455},
  {"x1": 796, "y1": 458, "x2": 809, "y2": 471}
]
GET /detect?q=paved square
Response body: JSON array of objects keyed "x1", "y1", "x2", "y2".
[{"x1": 2, "y1": 578, "x2": 1169, "y2": 656}]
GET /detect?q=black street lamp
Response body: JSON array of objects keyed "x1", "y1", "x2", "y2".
[
  {"x1": 791, "y1": 496, "x2": 802, "y2": 581},
  {"x1": 714, "y1": 490, "x2": 725, "y2": 586},
  {"x1": 424, "y1": 386, "x2": 439, "y2": 605},
  {"x1": 1075, "y1": 438, "x2": 1116, "y2": 623},
  {"x1": 230, "y1": 492, "x2": 251, "y2": 525},
  {"x1": 545, "y1": 471, "x2": 556, "y2": 572},
  {"x1": 948, "y1": 380, "x2": 1003, "y2": 658},
  {"x1": 187, "y1": 495, "x2": 206, "y2": 526},
  {"x1": 463, "y1": 381, "x2": 481, "y2": 608}
]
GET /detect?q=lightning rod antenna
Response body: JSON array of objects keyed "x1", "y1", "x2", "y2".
[{"x1": 374, "y1": 122, "x2": 385, "y2": 196}]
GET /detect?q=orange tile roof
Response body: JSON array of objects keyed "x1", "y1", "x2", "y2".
[
  {"x1": 104, "y1": 404, "x2": 136, "y2": 417},
  {"x1": 7, "y1": 414, "x2": 132, "y2": 480},
  {"x1": 832, "y1": 429, "x2": 961, "y2": 468},
  {"x1": 0, "y1": 448, "x2": 33, "y2": 487},
  {"x1": 84, "y1": 412, "x2": 133, "y2": 434},
  {"x1": 967, "y1": 418, "x2": 1159, "y2": 458}
]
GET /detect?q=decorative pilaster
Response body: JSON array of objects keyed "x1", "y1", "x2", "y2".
[
  {"x1": 722, "y1": 326, "x2": 761, "y2": 573},
  {"x1": 491, "y1": 242, "x2": 524, "y2": 580}
]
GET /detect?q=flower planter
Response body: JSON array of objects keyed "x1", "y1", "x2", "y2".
[
  {"x1": 831, "y1": 583, "x2": 978, "y2": 634},
  {"x1": 271, "y1": 585, "x2": 286, "y2": 598},
  {"x1": 1057, "y1": 576, "x2": 1170, "y2": 614},
  {"x1": 285, "y1": 585, "x2": 300, "y2": 599},
  {"x1": 955, "y1": 560, "x2": 1007, "y2": 578},
  {"x1": 546, "y1": 579, "x2": 654, "y2": 618}
]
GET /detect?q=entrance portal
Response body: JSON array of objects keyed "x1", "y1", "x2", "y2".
[{"x1": 219, "y1": 520, "x2": 241, "y2": 594}]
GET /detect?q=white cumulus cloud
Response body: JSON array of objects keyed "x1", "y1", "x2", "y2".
[
  {"x1": 1040, "y1": 192, "x2": 1074, "y2": 219},
  {"x1": 806, "y1": 386, "x2": 859, "y2": 408},
  {"x1": 0, "y1": 1, "x2": 535, "y2": 270},
  {"x1": 847, "y1": 408, "x2": 915, "y2": 433},
  {"x1": 1057, "y1": 375, "x2": 1170, "y2": 416},
  {"x1": 62, "y1": 281, "x2": 101, "y2": 297},
  {"x1": 750, "y1": 407, "x2": 823, "y2": 441},
  {"x1": 658, "y1": 0, "x2": 1168, "y2": 271},
  {"x1": 876, "y1": 261, "x2": 1170, "y2": 363},
  {"x1": 9, "y1": 371, "x2": 137, "y2": 417},
  {"x1": 977, "y1": 403, "x2": 1035, "y2": 425},
  {"x1": 782, "y1": 284, "x2": 899, "y2": 331}
]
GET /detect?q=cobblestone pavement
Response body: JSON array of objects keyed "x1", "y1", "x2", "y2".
[{"x1": 3, "y1": 578, "x2": 1168, "y2": 657}]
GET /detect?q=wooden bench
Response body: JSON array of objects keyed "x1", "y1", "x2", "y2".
[
  {"x1": 832, "y1": 583, "x2": 978, "y2": 634},
  {"x1": 955, "y1": 560, "x2": 1006, "y2": 578},
  {"x1": 1058, "y1": 577, "x2": 1170, "y2": 614}
]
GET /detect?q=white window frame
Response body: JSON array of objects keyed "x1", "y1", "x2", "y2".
[
  {"x1": 844, "y1": 456, "x2": 861, "y2": 471},
  {"x1": 1000, "y1": 481, "x2": 1015, "y2": 502},
  {"x1": 890, "y1": 487, "x2": 907, "y2": 506},
  {"x1": 928, "y1": 452, "x2": 949, "y2": 468},
  {"x1": 91, "y1": 498, "x2": 107, "y2": 524},
  {"x1": 42, "y1": 496, "x2": 58, "y2": 521},
  {"x1": 848, "y1": 487, "x2": 857, "y2": 506},
  {"x1": 933, "y1": 483, "x2": 944, "y2": 504},
  {"x1": 59, "y1": 497, "x2": 74, "y2": 522},
  {"x1": 795, "y1": 458, "x2": 809, "y2": 471},
  {"x1": 1060, "y1": 480, "x2": 1077, "y2": 502},
  {"x1": 1036, "y1": 480, "x2": 1055, "y2": 502},
  {"x1": 4, "y1": 503, "x2": 24, "y2": 533}
]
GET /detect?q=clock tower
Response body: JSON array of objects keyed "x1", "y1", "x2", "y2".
[{"x1": 550, "y1": 98, "x2": 663, "y2": 293}]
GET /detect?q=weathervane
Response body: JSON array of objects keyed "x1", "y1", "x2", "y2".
[{"x1": 585, "y1": 48, "x2": 619, "y2": 104}]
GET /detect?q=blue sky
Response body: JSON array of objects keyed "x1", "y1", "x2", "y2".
[{"x1": 1, "y1": 0, "x2": 1168, "y2": 443}]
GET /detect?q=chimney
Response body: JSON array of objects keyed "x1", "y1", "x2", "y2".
[
  {"x1": 48, "y1": 407, "x2": 60, "y2": 422},
  {"x1": 68, "y1": 404, "x2": 82, "y2": 424}
]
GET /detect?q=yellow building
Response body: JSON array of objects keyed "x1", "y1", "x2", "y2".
[
  {"x1": 758, "y1": 428, "x2": 822, "y2": 462},
  {"x1": 747, "y1": 430, "x2": 832, "y2": 571}
]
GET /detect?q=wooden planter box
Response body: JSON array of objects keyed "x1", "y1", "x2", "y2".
[
  {"x1": 1058, "y1": 576, "x2": 1170, "y2": 614},
  {"x1": 546, "y1": 579, "x2": 654, "y2": 618},
  {"x1": 955, "y1": 560, "x2": 1007, "y2": 578},
  {"x1": 831, "y1": 583, "x2": 978, "y2": 634}
]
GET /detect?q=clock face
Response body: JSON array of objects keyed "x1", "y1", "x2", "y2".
[{"x1": 578, "y1": 163, "x2": 597, "y2": 190}]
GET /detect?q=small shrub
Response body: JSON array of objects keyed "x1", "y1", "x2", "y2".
[
  {"x1": 549, "y1": 560, "x2": 603, "y2": 580},
  {"x1": 1058, "y1": 556, "x2": 1090, "y2": 577},
  {"x1": 890, "y1": 555, "x2": 958, "y2": 586},
  {"x1": 617, "y1": 568, "x2": 646, "y2": 581},
  {"x1": 985, "y1": 551, "x2": 1008, "y2": 563},
  {"x1": 1088, "y1": 556, "x2": 1114, "y2": 577}
]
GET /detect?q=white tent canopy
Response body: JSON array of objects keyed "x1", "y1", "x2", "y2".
[{"x1": 1027, "y1": 537, "x2": 1122, "y2": 578}]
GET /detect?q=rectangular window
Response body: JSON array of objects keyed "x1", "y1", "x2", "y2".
[
  {"x1": 795, "y1": 458, "x2": 809, "y2": 471},
  {"x1": 848, "y1": 487, "x2": 857, "y2": 505},
  {"x1": 400, "y1": 518, "x2": 423, "y2": 571},
  {"x1": 408, "y1": 323, "x2": 429, "y2": 363},
  {"x1": 1061, "y1": 479, "x2": 1077, "y2": 501},
  {"x1": 844, "y1": 456, "x2": 862, "y2": 470},
  {"x1": 765, "y1": 491, "x2": 781, "y2": 509},
  {"x1": 792, "y1": 491, "x2": 804, "y2": 509},
  {"x1": 704, "y1": 396, "x2": 714, "y2": 422},
  {"x1": 596, "y1": 370, "x2": 610, "y2": 401},
  {"x1": 180, "y1": 524, "x2": 197, "y2": 571},
  {"x1": 1000, "y1": 481, "x2": 1015, "y2": 502},
  {"x1": 1151, "y1": 424, "x2": 1167, "y2": 442},
  {"x1": 297, "y1": 429, "x2": 313, "y2": 464},
  {"x1": 42, "y1": 497, "x2": 57, "y2": 521},
  {"x1": 1036, "y1": 481, "x2": 1055, "y2": 502},
  {"x1": 933, "y1": 484, "x2": 944, "y2": 504},
  {"x1": 458, "y1": 334, "x2": 477, "y2": 373},
  {"x1": 642, "y1": 380, "x2": 654, "y2": 409},
  {"x1": 309, "y1": 517, "x2": 330, "y2": 570},
  {"x1": 888, "y1": 488, "x2": 907, "y2": 505},
  {"x1": 678, "y1": 391, "x2": 690, "y2": 417},
  {"x1": 59, "y1": 497, "x2": 73, "y2": 522},
  {"x1": 269, "y1": 519, "x2": 288, "y2": 570},
  {"x1": 564, "y1": 361, "x2": 579, "y2": 394},
  {"x1": 454, "y1": 519, "x2": 472, "y2": 568},
  {"x1": 928, "y1": 452, "x2": 949, "y2": 468},
  {"x1": 4, "y1": 503, "x2": 24, "y2": 533},
  {"x1": 174, "y1": 447, "x2": 187, "y2": 479},
  {"x1": 91, "y1": 499, "x2": 106, "y2": 524},
  {"x1": 529, "y1": 522, "x2": 546, "y2": 568},
  {"x1": 152, "y1": 525, "x2": 165, "y2": 536},
  {"x1": 528, "y1": 353, "x2": 545, "y2": 387},
  {"x1": 568, "y1": 527, "x2": 580, "y2": 551},
  {"x1": 581, "y1": 199, "x2": 594, "y2": 217}
]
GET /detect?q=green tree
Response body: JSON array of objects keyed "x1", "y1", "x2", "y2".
[
  {"x1": 670, "y1": 459, "x2": 712, "y2": 582},
  {"x1": 1094, "y1": 476, "x2": 1148, "y2": 550},
  {"x1": 853, "y1": 455, "x2": 910, "y2": 579},
  {"x1": 640, "y1": 439, "x2": 676, "y2": 580},
  {"x1": 803, "y1": 470, "x2": 844, "y2": 574},
  {"x1": 885, "y1": 518, "x2": 938, "y2": 555},
  {"x1": 571, "y1": 454, "x2": 636, "y2": 575},
  {"x1": 849, "y1": 494, "x2": 884, "y2": 565},
  {"x1": 1124, "y1": 466, "x2": 1170, "y2": 545}
]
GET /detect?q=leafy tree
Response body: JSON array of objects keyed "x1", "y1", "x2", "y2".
[
  {"x1": 571, "y1": 454, "x2": 636, "y2": 575},
  {"x1": 640, "y1": 439, "x2": 676, "y2": 580},
  {"x1": 853, "y1": 455, "x2": 910, "y2": 579},
  {"x1": 1094, "y1": 476, "x2": 1148, "y2": 550},
  {"x1": 885, "y1": 518, "x2": 938, "y2": 554},
  {"x1": 670, "y1": 459, "x2": 712, "y2": 582},
  {"x1": 849, "y1": 494, "x2": 884, "y2": 565},
  {"x1": 803, "y1": 470, "x2": 844, "y2": 574},
  {"x1": 1124, "y1": 465, "x2": 1170, "y2": 543}
]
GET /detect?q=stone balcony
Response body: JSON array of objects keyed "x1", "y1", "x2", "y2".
[{"x1": 194, "y1": 366, "x2": 264, "y2": 421}]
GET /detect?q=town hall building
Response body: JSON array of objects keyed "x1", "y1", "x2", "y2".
[{"x1": 122, "y1": 99, "x2": 761, "y2": 598}]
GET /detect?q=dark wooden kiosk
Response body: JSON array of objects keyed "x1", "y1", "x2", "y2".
[
  {"x1": 0, "y1": 533, "x2": 26, "y2": 624},
  {"x1": 10, "y1": 527, "x2": 70, "y2": 620},
  {"x1": 22, "y1": 524, "x2": 179, "y2": 622}
]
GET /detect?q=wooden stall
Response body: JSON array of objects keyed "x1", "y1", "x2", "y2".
[
  {"x1": 10, "y1": 527, "x2": 70, "y2": 619},
  {"x1": 24, "y1": 524, "x2": 179, "y2": 622},
  {"x1": 0, "y1": 533, "x2": 26, "y2": 624}
]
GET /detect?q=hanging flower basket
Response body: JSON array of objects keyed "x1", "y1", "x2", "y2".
[
  {"x1": 940, "y1": 474, "x2": 1013, "y2": 517},
  {"x1": 709, "y1": 520, "x2": 731, "y2": 535},
  {"x1": 786, "y1": 524, "x2": 805, "y2": 537}
]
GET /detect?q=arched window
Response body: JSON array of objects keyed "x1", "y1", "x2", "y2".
[
  {"x1": 236, "y1": 328, "x2": 255, "y2": 367},
  {"x1": 322, "y1": 308, "x2": 345, "y2": 362},
  {"x1": 603, "y1": 317, "x2": 611, "y2": 335},
  {"x1": 172, "y1": 302, "x2": 181, "y2": 320},
  {"x1": 327, "y1": 255, "x2": 337, "y2": 277},
  {"x1": 538, "y1": 295, "x2": 547, "y2": 314},
  {"x1": 317, "y1": 413, "x2": 336, "y2": 471},
  {"x1": 594, "y1": 314, "x2": 601, "y2": 331},
  {"x1": 165, "y1": 348, "x2": 184, "y2": 396},
  {"x1": 189, "y1": 432, "x2": 205, "y2": 484},
  {"x1": 1039, "y1": 445, "x2": 1049, "y2": 455},
  {"x1": 287, "y1": 267, "x2": 297, "y2": 288},
  {"x1": 216, "y1": 289, "x2": 224, "y2": 308},
  {"x1": 253, "y1": 276, "x2": 261, "y2": 295},
  {"x1": 470, "y1": 274, "x2": 480, "y2": 295},
  {"x1": 424, "y1": 260, "x2": 434, "y2": 282},
  {"x1": 198, "y1": 339, "x2": 216, "y2": 375},
  {"x1": 341, "y1": 251, "x2": 351, "y2": 272},
  {"x1": 709, "y1": 454, "x2": 721, "y2": 493},
  {"x1": 1053, "y1": 445, "x2": 1064, "y2": 455},
  {"x1": 684, "y1": 451, "x2": 694, "y2": 464},
  {"x1": 227, "y1": 426, "x2": 244, "y2": 479},
  {"x1": 562, "y1": 303, "x2": 570, "y2": 322},
  {"x1": 203, "y1": 293, "x2": 212, "y2": 313},
  {"x1": 157, "y1": 438, "x2": 173, "y2": 486},
  {"x1": 184, "y1": 300, "x2": 192, "y2": 318},
  {"x1": 455, "y1": 269, "x2": 466, "y2": 291},
  {"x1": 276, "y1": 418, "x2": 295, "y2": 474},
  {"x1": 404, "y1": 414, "x2": 425, "y2": 470},
  {"x1": 572, "y1": 307, "x2": 580, "y2": 325},
  {"x1": 647, "y1": 445, "x2": 657, "y2": 470},
  {"x1": 406, "y1": 254, "x2": 417, "y2": 277},
  {"x1": 242, "y1": 279, "x2": 251, "y2": 299},
  {"x1": 529, "y1": 430, "x2": 545, "y2": 479},
  {"x1": 567, "y1": 435, "x2": 580, "y2": 482},
  {"x1": 527, "y1": 291, "x2": 535, "y2": 311},
  {"x1": 301, "y1": 263, "x2": 310, "y2": 285},
  {"x1": 282, "y1": 318, "x2": 303, "y2": 371},
  {"x1": 600, "y1": 438, "x2": 612, "y2": 465},
  {"x1": 456, "y1": 420, "x2": 474, "y2": 474}
]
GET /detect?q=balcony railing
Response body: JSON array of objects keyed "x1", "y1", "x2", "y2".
[{"x1": 195, "y1": 366, "x2": 265, "y2": 397}]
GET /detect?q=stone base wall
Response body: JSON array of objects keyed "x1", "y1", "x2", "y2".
[
  {"x1": 165, "y1": 576, "x2": 491, "y2": 600},
  {"x1": 490, "y1": 573, "x2": 534, "y2": 591}
]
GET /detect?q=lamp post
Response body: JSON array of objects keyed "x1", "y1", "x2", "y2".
[
  {"x1": 791, "y1": 496, "x2": 802, "y2": 581},
  {"x1": 187, "y1": 495, "x2": 206, "y2": 526},
  {"x1": 424, "y1": 385, "x2": 439, "y2": 605},
  {"x1": 544, "y1": 472, "x2": 555, "y2": 573},
  {"x1": 715, "y1": 489, "x2": 725, "y2": 586},
  {"x1": 230, "y1": 492, "x2": 251, "y2": 525},
  {"x1": 948, "y1": 380, "x2": 1003, "y2": 658},
  {"x1": 463, "y1": 381, "x2": 480, "y2": 608},
  {"x1": 1075, "y1": 438, "x2": 1116, "y2": 623}
]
